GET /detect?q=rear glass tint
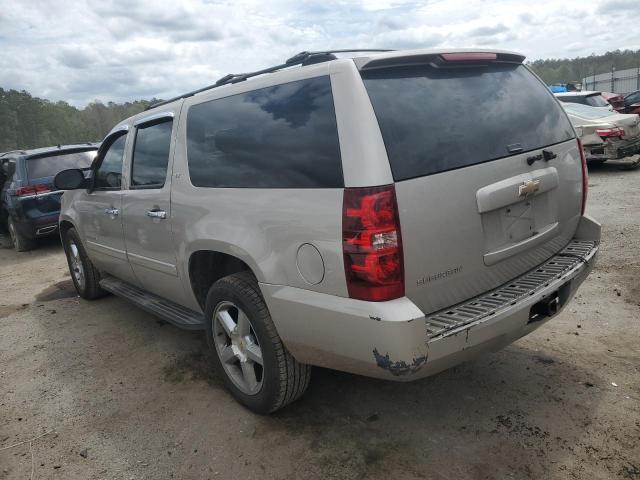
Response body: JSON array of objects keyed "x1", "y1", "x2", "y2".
[
  {"x1": 562, "y1": 103, "x2": 610, "y2": 119},
  {"x1": 558, "y1": 94, "x2": 609, "y2": 108},
  {"x1": 27, "y1": 151, "x2": 95, "y2": 180},
  {"x1": 132, "y1": 119, "x2": 173, "y2": 188},
  {"x1": 362, "y1": 63, "x2": 574, "y2": 181},
  {"x1": 186, "y1": 76, "x2": 343, "y2": 188}
]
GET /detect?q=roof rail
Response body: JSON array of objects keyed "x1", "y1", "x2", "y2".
[{"x1": 145, "y1": 49, "x2": 393, "y2": 111}]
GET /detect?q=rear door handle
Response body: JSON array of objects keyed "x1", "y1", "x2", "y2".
[
  {"x1": 146, "y1": 210, "x2": 167, "y2": 219},
  {"x1": 105, "y1": 208, "x2": 119, "y2": 216}
]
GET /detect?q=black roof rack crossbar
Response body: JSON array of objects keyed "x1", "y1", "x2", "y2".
[{"x1": 146, "y1": 49, "x2": 394, "y2": 111}]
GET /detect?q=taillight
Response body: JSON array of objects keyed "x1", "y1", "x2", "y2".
[
  {"x1": 15, "y1": 184, "x2": 50, "y2": 196},
  {"x1": 577, "y1": 139, "x2": 588, "y2": 215},
  {"x1": 596, "y1": 127, "x2": 624, "y2": 137},
  {"x1": 343, "y1": 185, "x2": 404, "y2": 301}
]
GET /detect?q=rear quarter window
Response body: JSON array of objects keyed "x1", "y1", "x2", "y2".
[
  {"x1": 186, "y1": 76, "x2": 343, "y2": 188},
  {"x1": 363, "y1": 63, "x2": 575, "y2": 181},
  {"x1": 27, "y1": 151, "x2": 95, "y2": 180}
]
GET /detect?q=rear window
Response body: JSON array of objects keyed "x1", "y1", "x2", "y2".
[
  {"x1": 186, "y1": 76, "x2": 343, "y2": 188},
  {"x1": 132, "y1": 119, "x2": 173, "y2": 188},
  {"x1": 27, "y1": 151, "x2": 95, "y2": 180},
  {"x1": 559, "y1": 94, "x2": 609, "y2": 108},
  {"x1": 562, "y1": 103, "x2": 610, "y2": 119},
  {"x1": 362, "y1": 63, "x2": 574, "y2": 181}
]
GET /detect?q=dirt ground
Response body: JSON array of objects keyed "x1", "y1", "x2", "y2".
[{"x1": 1, "y1": 164, "x2": 639, "y2": 480}]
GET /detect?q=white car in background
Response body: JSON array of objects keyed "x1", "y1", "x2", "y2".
[
  {"x1": 562, "y1": 103, "x2": 640, "y2": 163},
  {"x1": 555, "y1": 91, "x2": 615, "y2": 112}
]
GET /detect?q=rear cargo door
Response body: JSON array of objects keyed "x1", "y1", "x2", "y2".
[{"x1": 361, "y1": 57, "x2": 583, "y2": 314}]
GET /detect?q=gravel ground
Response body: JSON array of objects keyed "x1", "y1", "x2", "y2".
[{"x1": 1, "y1": 163, "x2": 639, "y2": 480}]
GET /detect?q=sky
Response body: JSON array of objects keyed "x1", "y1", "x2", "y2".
[{"x1": 0, "y1": 0, "x2": 638, "y2": 106}]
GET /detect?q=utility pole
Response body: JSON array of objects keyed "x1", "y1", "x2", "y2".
[{"x1": 611, "y1": 64, "x2": 615, "y2": 92}]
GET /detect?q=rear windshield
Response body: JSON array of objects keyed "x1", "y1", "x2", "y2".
[
  {"x1": 362, "y1": 63, "x2": 574, "y2": 181},
  {"x1": 558, "y1": 94, "x2": 609, "y2": 108},
  {"x1": 562, "y1": 103, "x2": 611, "y2": 119},
  {"x1": 27, "y1": 151, "x2": 96, "y2": 180}
]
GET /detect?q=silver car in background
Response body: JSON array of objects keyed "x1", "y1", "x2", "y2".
[
  {"x1": 54, "y1": 48, "x2": 600, "y2": 413},
  {"x1": 562, "y1": 102, "x2": 640, "y2": 163}
]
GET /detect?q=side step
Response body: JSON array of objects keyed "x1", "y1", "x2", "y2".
[{"x1": 99, "y1": 276, "x2": 206, "y2": 330}]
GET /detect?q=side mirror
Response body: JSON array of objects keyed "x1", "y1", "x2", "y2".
[{"x1": 54, "y1": 168, "x2": 87, "y2": 190}]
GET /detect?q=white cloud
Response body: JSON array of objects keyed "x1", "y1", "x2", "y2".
[{"x1": 0, "y1": 0, "x2": 637, "y2": 106}]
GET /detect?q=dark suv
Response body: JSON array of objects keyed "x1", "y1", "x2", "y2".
[{"x1": 0, "y1": 144, "x2": 98, "y2": 251}]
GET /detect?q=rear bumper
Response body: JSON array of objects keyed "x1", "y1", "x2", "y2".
[
  {"x1": 13, "y1": 213, "x2": 59, "y2": 239},
  {"x1": 617, "y1": 138, "x2": 640, "y2": 158},
  {"x1": 262, "y1": 216, "x2": 600, "y2": 381}
]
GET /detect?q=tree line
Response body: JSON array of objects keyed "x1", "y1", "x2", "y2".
[
  {"x1": 528, "y1": 48, "x2": 640, "y2": 85},
  {"x1": 0, "y1": 89, "x2": 159, "y2": 152},
  {"x1": 2, "y1": 48, "x2": 640, "y2": 152}
]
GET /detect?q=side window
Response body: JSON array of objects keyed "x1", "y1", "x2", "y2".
[
  {"x1": 95, "y1": 134, "x2": 127, "y2": 190},
  {"x1": 186, "y1": 76, "x2": 343, "y2": 188},
  {"x1": 131, "y1": 119, "x2": 173, "y2": 189}
]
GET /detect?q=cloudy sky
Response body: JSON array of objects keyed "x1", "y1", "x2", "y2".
[{"x1": 0, "y1": 0, "x2": 638, "y2": 106}]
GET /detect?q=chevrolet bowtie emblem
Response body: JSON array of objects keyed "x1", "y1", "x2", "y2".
[{"x1": 518, "y1": 179, "x2": 540, "y2": 197}]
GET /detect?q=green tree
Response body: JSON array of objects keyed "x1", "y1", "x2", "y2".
[{"x1": 0, "y1": 89, "x2": 156, "y2": 152}]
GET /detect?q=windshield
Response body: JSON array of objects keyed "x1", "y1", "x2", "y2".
[
  {"x1": 562, "y1": 103, "x2": 612, "y2": 120},
  {"x1": 27, "y1": 151, "x2": 96, "y2": 180},
  {"x1": 362, "y1": 63, "x2": 574, "y2": 181},
  {"x1": 625, "y1": 91, "x2": 640, "y2": 105}
]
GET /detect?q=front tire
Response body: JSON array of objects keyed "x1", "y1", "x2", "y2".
[
  {"x1": 7, "y1": 217, "x2": 35, "y2": 252},
  {"x1": 62, "y1": 227, "x2": 106, "y2": 300},
  {"x1": 205, "y1": 272, "x2": 311, "y2": 414}
]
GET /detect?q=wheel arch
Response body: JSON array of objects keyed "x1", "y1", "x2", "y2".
[
  {"x1": 188, "y1": 249, "x2": 258, "y2": 310},
  {"x1": 59, "y1": 218, "x2": 76, "y2": 236}
]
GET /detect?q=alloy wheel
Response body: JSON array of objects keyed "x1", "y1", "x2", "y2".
[
  {"x1": 68, "y1": 240, "x2": 85, "y2": 290},
  {"x1": 212, "y1": 301, "x2": 264, "y2": 395}
]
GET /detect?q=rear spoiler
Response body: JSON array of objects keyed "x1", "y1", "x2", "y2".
[{"x1": 355, "y1": 51, "x2": 526, "y2": 71}]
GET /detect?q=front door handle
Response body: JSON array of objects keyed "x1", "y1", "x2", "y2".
[
  {"x1": 146, "y1": 210, "x2": 167, "y2": 219},
  {"x1": 105, "y1": 208, "x2": 119, "y2": 216}
]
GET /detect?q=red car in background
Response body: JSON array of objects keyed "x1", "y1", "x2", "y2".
[
  {"x1": 601, "y1": 92, "x2": 627, "y2": 113},
  {"x1": 624, "y1": 90, "x2": 640, "y2": 115}
]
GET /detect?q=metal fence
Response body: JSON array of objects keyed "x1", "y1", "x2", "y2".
[{"x1": 582, "y1": 67, "x2": 640, "y2": 95}]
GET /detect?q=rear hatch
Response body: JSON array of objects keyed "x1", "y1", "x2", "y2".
[
  {"x1": 360, "y1": 52, "x2": 583, "y2": 314},
  {"x1": 20, "y1": 150, "x2": 95, "y2": 217}
]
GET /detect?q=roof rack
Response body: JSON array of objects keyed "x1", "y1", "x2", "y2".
[{"x1": 146, "y1": 49, "x2": 393, "y2": 111}]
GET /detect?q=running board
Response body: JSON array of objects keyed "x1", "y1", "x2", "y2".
[{"x1": 99, "y1": 276, "x2": 205, "y2": 330}]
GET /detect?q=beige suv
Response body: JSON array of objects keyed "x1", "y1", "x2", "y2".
[{"x1": 54, "y1": 49, "x2": 600, "y2": 413}]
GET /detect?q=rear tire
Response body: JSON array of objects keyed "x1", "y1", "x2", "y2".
[
  {"x1": 62, "y1": 227, "x2": 106, "y2": 300},
  {"x1": 205, "y1": 271, "x2": 311, "y2": 414},
  {"x1": 7, "y1": 217, "x2": 35, "y2": 252}
]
